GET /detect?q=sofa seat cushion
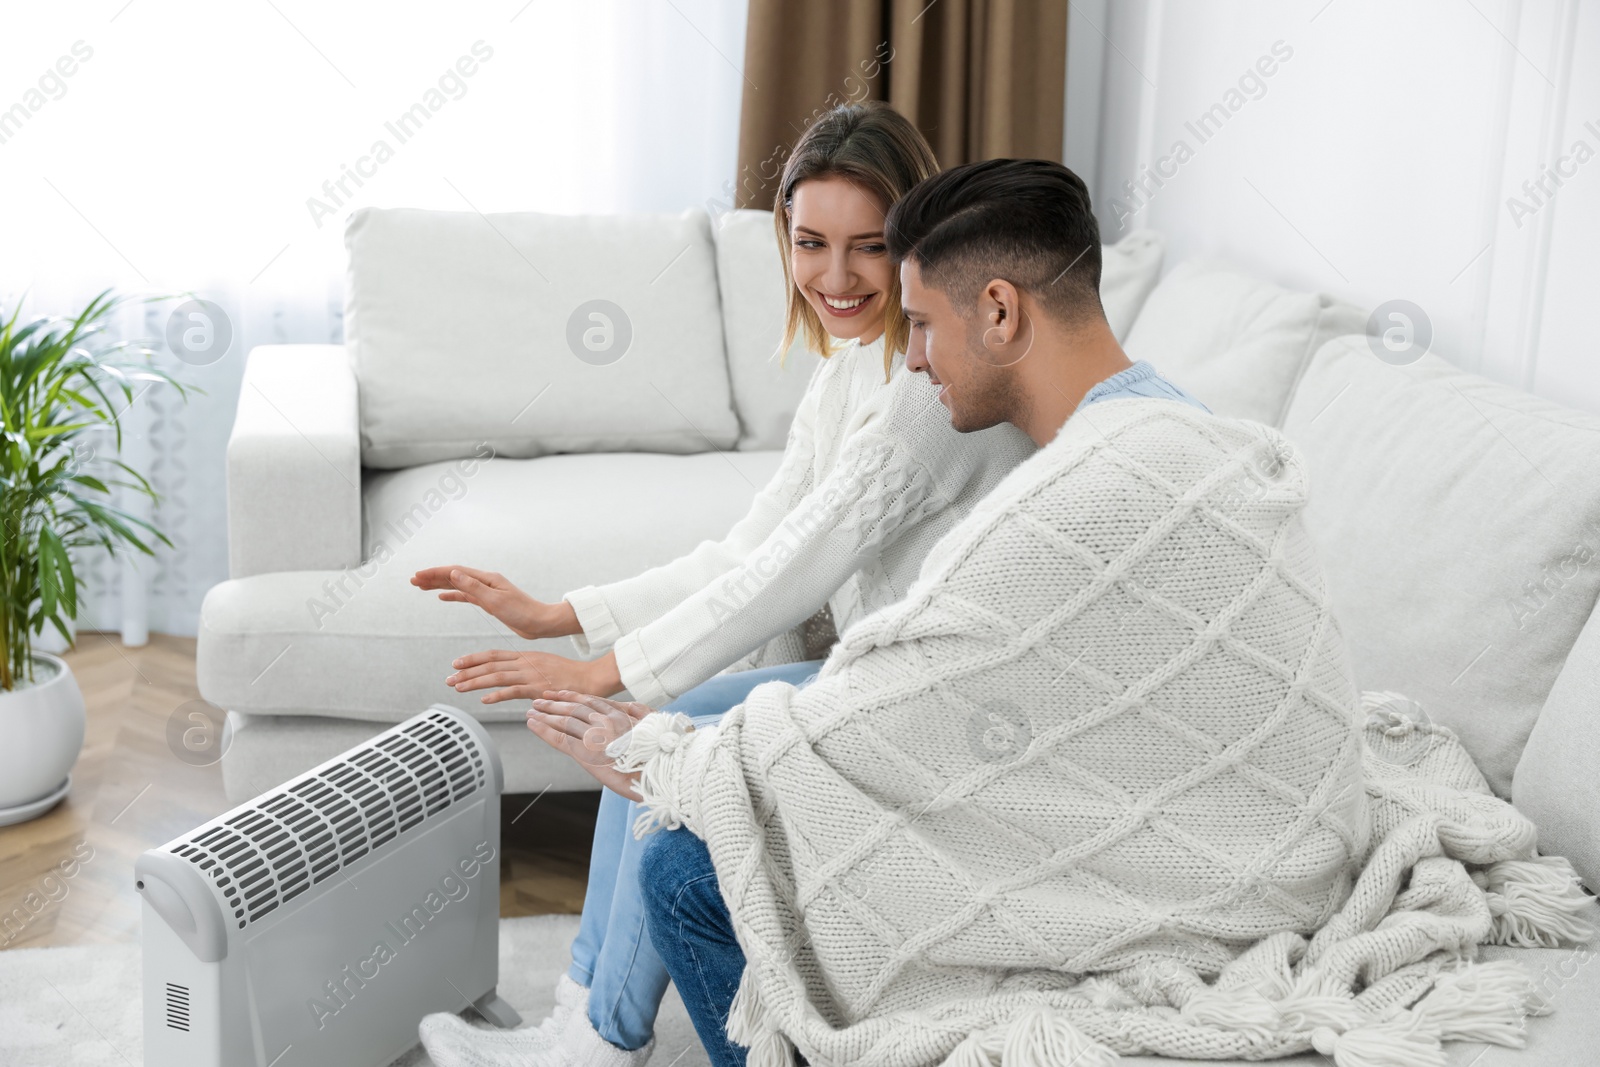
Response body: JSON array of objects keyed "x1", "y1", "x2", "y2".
[
  {"x1": 345, "y1": 206, "x2": 742, "y2": 468},
  {"x1": 1283, "y1": 336, "x2": 1600, "y2": 797},
  {"x1": 197, "y1": 449, "x2": 783, "y2": 722},
  {"x1": 1125, "y1": 260, "x2": 1367, "y2": 426}
]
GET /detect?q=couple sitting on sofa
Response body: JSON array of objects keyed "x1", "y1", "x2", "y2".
[{"x1": 415, "y1": 101, "x2": 1590, "y2": 1067}]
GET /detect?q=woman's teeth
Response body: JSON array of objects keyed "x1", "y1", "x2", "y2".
[{"x1": 823, "y1": 294, "x2": 869, "y2": 309}]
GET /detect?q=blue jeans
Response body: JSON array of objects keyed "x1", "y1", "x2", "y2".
[
  {"x1": 567, "y1": 660, "x2": 822, "y2": 1050},
  {"x1": 640, "y1": 827, "x2": 749, "y2": 1067}
]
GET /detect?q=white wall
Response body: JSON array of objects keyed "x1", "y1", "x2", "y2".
[{"x1": 1067, "y1": 0, "x2": 1598, "y2": 414}]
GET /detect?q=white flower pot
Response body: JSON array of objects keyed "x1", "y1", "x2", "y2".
[{"x1": 0, "y1": 652, "x2": 85, "y2": 825}]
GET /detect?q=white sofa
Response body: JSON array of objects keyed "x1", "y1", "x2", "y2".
[
  {"x1": 198, "y1": 208, "x2": 1600, "y2": 1061},
  {"x1": 196, "y1": 208, "x2": 1167, "y2": 802}
]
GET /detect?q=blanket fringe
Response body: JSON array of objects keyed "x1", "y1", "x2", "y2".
[
  {"x1": 1305, "y1": 957, "x2": 1540, "y2": 1067},
  {"x1": 1472, "y1": 855, "x2": 1595, "y2": 948},
  {"x1": 1409, "y1": 959, "x2": 1539, "y2": 1045},
  {"x1": 1272, "y1": 991, "x2": 1364, "y2": 1033},
  {"x1": 745, "y1": 1028, "x2": 797, "y2": 1067},
  {"x1": 943, "y1": 1006, "x2": 1115, "y2": 1067},
  {"x1": 1179, "y1": 987, "x2": 1279, "y2": 1043},
  {"x1": 1285, "y1": 962, "x2": 1358, "y2": 1003},
  {"x1": 726, "y1": 966, "x2": 765, "y2": 1047},
  {"x1": 942, "y1": 1024, "x2": 1005, "y2": 1067},
  {"x1": 1002, "y1": 1006, "x2": 1117, "y2": 1067},
  {"x1": 608, "y1": 711, "x2": 698, "y2": 837},
  {"x1": 1310, "y1": 1017, "x2": 1445, "y2": 1067},
  {"x1": 726, "y1": 965, "x2": 796, "y2": 1067}
]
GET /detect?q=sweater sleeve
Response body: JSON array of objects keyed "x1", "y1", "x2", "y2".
[
  {"x1": 563, "y1": 359, "x2": 828, "y2": 656},
  {"x1": 609, "y1": 425, "x2": 943, "y2": 704}
]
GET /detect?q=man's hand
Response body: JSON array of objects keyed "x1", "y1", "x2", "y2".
[
  {"x1": 526, "y1": 690, "x2": 657, "y2": 798},
  {"x1": 446, "y1": 649, "x2": 623, "y2": 701},
  {"x1": 411, "y1": 565, "x2": 580, "y2": 640}
]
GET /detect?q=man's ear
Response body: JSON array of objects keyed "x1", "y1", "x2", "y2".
[{"x1": 980, "y1": 278, "x2": 1025, "y2": 348}]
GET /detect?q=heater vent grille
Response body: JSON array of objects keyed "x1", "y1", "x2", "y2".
[
  {"x1": 170, "y1": 709, "x2": 486, "y2": 929},
  {"x1": 165, "y1": 983, "x2": 190, "y2": 1031}
]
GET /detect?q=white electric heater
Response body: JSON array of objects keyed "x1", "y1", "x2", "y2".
[{"x1": 138, "y1": 703, "x2": 521, "y2": 1066}]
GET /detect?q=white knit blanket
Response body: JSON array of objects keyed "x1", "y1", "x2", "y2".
[{"x1": 617, "y1": 399, "x2": 1594, "y2": 1067}]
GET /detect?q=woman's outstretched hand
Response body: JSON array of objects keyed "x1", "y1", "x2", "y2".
[
  {"x1": 411, "y1": 565, "x2": 581, "y2": 640},
  {"x1": 526, "y1": 690, "x2": 657, "y2": 797},
  {"x1": 446, "y1": 649, "x2": 622, "y2": 701}
]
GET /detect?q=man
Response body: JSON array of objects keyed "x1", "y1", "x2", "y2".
[{"x1": 528, "y1": 161, "x2": 1393, "y2": 1067}]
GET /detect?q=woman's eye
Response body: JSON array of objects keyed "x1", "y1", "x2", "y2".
[
  {"x1": 858, "y1": 243, "x2": 886, "y2": 254},
  {"x1": 795, "y1": 239, "x2": 823, "y2": 250}
]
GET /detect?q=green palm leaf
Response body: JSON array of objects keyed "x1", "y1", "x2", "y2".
[{"x1": 0, "y1": 288, "x2": 201, "y2": 690}]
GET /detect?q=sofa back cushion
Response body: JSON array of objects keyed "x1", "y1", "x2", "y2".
[
  {"x1": 1099, "y1": 229, "x2": 1166, "y2": 341},
  {"x1": 345, "y1": 207, "x2": 741, "y2": 468},
  {"x1": 1125, "y1": 260, "x2": 1367, "y2": 426},
  {"x1": 713, "y1": 210, "x2": 820, "y2": 451},
  {"x1": 713, "y1": 211, "x2": 1169, "y2": 450},
  {"x1": 1282, "y1": 335, "x2": 1600, "y2": 797}
]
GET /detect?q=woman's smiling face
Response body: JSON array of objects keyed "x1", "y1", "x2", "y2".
[{"x1": 788, "y1": 175, "x2": 893, "y2": 346}]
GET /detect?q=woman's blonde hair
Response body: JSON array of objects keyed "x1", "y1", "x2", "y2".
[{"x1": 772, "y1": 101, "x2": 940, "y2": 378}]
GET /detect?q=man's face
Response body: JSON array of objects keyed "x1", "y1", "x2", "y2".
[{"x1": 900, "y1": 259, "x2": 1018, "y2": 433}]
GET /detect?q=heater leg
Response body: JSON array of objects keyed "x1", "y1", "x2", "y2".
[{"x1": 473, "y1": 988, "x2": 523, "y2": 1029}]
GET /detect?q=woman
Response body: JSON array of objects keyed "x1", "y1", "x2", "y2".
[{"x1": 416, "y1": 101, "x2": 1037, "y2": 1067}]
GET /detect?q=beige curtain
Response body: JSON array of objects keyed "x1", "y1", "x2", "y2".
[{"x1": 734, "y1": 0, "x2": 1068, "y2": 209}]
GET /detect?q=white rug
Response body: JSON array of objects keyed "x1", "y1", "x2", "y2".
[{"x1": 0, "y1": 914, "x2": 712, "y2": 1067}]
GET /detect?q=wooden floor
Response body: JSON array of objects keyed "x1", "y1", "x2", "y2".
[{"x1": 0, "y1": 632, "x2": 600, "y2": 952}]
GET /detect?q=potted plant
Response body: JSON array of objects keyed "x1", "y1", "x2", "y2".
[{"x1": 0, "y1": 289, "x2": 191, "y2": 825}]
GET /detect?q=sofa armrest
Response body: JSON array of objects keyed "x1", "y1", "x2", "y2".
[{"x1": 227, "y1": 344, "x2": 361, "y2": 578}]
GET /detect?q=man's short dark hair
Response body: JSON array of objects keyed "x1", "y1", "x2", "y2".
[{"x1": 884, "y1": 158, "x2": 1103, "y2": 325}]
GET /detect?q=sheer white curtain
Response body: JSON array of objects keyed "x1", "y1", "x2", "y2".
[{"x1": 1, "y1": 0, "x2": 748, "y2": 644}]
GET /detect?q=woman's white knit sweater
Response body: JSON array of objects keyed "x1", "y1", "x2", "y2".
[{"x1": 563, "y1": 333, "x2": 1037, "y2": 706}]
